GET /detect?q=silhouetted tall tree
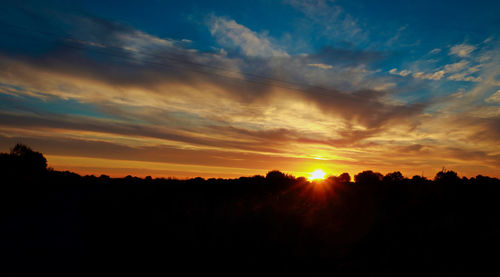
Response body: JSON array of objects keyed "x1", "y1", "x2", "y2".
[{"x1": 9, "y1": 144, "x2": 47, "y2": 175}]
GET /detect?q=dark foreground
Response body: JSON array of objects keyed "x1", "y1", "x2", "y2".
[{"x1": 2, "y1": 145, "x2": 500, "y2": 275}]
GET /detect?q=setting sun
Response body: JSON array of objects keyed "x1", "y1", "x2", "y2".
[{"x1": 309, "y1": 169, "x2": 326, "y2": 181}]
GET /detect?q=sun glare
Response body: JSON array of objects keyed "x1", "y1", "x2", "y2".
[{"x1": 309, "y1": 169, "x2": 326, "y2": 181}]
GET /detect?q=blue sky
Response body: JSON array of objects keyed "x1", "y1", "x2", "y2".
[{"x1": 0, "y1": 0, "x2": 499, "y2": 178}]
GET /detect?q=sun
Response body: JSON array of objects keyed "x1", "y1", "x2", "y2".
[{"x1": 308, "y1": 169, "x2": 326, "y2": 181}]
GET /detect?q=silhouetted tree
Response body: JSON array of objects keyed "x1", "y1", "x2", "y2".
[
  {"x1": 383, "y1": 171, "x2": 404, "y2": 183},
  {"x1": 266, "y1": 170, "x2": 286, "y2": 180},
  {"x1": 338, "y1": 172, "x2": 351, "y2": 184},
  {"x1": 328, "y1": 172, "x2": 351, "y2": 185},
  {"x1": 354, "y1": 170, "x2": 383, "y2": 185},
  {"x1": 0, "y1": 152, "x2": 11, "y2": 170},
  {"x1": 6, "y1": 144, "x2": 47, "y2": 176},
  {"x1": 434, "y1": 169, "x2": 460, "y2": 184},
  {"x1": 266, "y1": 170, "x2": 294, "y2": 188}
]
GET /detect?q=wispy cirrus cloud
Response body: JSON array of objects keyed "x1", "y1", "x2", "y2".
[
  {"x1": 208, "y1": 15, "x2": 288, "y2": 57},
  {"x1": 285, "y1": 0, "x2": 367, "y2": 43}
]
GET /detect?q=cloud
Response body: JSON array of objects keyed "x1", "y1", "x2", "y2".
[
  {"x1": 429, "y1": 48, "x2": 441, "y2": 54},
  {"x1": 397, "y1": 57, "x2": 483, "y2": 83},
  {"x1": 485, "y1": 90, "x2": 500, "y2": 103},
  {"x1": 447, "y1": 73, "x2": 482, "y2": 82},
  {"x1": 0, "y1": 110, "x2": 301, "y2": 155},
  {"x1": 5, "y1": 14, "x2": 499, "y2": 177},
  {"x1": 398, "y1": 57, "x2": 482, "y2": 82},
  {"x1": 444, "y1": 60, "x2": 469, "y2": 73},
  {"x1": 285, "y1": 0, "x2": 366, "y2": 42},
  {"x1": 208, "y1": 16, "x2": 288, "y2": 57},
  {"x1": 440, "y1": 60, "x2": 482, "y2": 82},
  {"x1": 307, "y1": 63, "x2": 333, "y2": 69},
  {"x1": 412, "y1": 70, "x2": 446, "y2": 80},
  {"x1": 66, "y1": 16, "x2": 180, "y2": 57},
  {"x1": 389, "y1": 68, "x2": 412, "y2": 77},
  {"x1": 308, "y1": 46, "x2": 385, "y2": 66},
  {"x1": 300, "y1": 88, "x2": 427, "y2": 129},
  {"x1": 449, "y1": 43, "x2": 476, "y2": 57},
  {"x1": 483, "y1": 37, "x2": 494, "y2": 44},
  {"x1": 385, "y1": 25, "x2": 408, "y2": 47}
]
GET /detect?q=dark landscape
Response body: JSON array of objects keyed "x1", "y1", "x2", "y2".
[
  {"x1": 2, "y1": 144, "x2": 500, "y2": 275},
  {"x1": 2, "y1": 1, "x2": 500, "y2": 275}
]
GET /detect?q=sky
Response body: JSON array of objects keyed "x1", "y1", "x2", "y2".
[{"x1": 0, "y1": 0, "x2": 499, "y2": 178}]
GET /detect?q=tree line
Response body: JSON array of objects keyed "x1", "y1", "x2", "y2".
[{"x1": 2, "y1": 144, "x2": 500, "y2": 275}]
